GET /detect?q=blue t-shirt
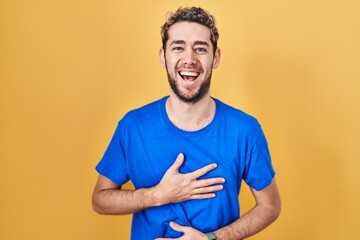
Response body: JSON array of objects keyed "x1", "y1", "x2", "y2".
[{"x1": 96, "y1": 96, "x2": 275, "y2": 239}]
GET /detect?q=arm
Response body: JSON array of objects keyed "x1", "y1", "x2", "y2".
[
  {"x1": 92, "y1": 175, "x2": 154, "y2": 215},
  {"x1": 214, "y1": 179, "x2": 281, "y2": 239},
  {"x1": 92, "y1": 153, "x2": 225, "y2": 215},
  {"x1": 156, "y1": 179, "x2": 280, "y2": 240}
]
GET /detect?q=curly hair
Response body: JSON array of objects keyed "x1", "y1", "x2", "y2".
[{"x1": 160, "y1": 7, "x2": 219, "y2": 54}]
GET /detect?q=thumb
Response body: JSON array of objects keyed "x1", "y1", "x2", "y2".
[
  {"x1": 169, "y1": 221, "x2": 188, "y2": 233},
  {"x1": 168, "y1": 153, "x2": 184, "y2": 172}
]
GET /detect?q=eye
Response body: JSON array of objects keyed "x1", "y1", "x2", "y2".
[
  {"x1": 172, "y1": 46, "x2": 184, "y2": 52},
  {"x1": 195, "y1": 47, "x2": 207, "y2": 54}
]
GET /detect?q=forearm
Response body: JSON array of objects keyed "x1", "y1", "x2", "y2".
[
  {"x1": 214, "y1": 202, "x2": 280, "y2": 240},
  {"x1": 92, "y1": 157, "x2": 225, "y2": 216},
  {"x1": 92, "y1": 187, "x2": 160, "y2": 215}
]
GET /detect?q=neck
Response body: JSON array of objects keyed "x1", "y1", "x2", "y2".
[{"x1": 166, "y1": 92, "x2": 216, "y2": 131}]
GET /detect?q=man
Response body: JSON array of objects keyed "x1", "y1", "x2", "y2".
[{"x1": 92, "y1": 7, "x2": 281, "y2": 240}]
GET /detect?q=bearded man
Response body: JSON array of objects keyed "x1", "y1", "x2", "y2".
[{"x1": 92, "y1": 7, "x2": 281, "y2": 240}]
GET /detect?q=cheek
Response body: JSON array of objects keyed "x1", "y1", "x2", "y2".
[
  {"x1": 200, "y1": 56, "x2": 214, "y2": 67},
  {"x1": 165, "y1": 56, "x2": 177, "y2": 68},
  {"x1": 202, "y1": 61, "x2": 214, "y2": 72}
]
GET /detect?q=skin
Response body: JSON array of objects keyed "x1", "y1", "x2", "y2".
[
  {"x1": 92, "y1": 153, "x2": 225, "y2": 215},
  {"x1": 93, "y1": 21, "x2": 281, "y2": 240},
  {"x1": 159, "y1": 22, "x2": 220, "y2": 131},
  {"x1": 155, "y1": 180, "x2": 281, "y2": 240},
  {"x1": 161, "y1": 22, "x2": 220, "y2": 105}
]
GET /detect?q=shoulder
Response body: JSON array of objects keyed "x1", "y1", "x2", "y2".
[
  {"x1": 215, "y1": 99, "x2": 267, "y2": 148},
  {"x1": 215, "y1": 99, "x2": 260, "y2": 128},
  {"x1": 117, "y1": 97, "x2": 166, "y2": 128},
  {"x1": 125, "y1": 97, "x2": 164, "y2": 118},
  {"x1": 215, "y1": 99, "x2": 262, "y2": 140}
]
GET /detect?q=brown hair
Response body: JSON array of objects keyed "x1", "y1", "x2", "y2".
[{"x1": 160, "y1": 7, "x2": 219, "y2": 53}]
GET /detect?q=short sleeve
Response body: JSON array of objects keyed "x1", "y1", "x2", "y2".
[
  {"x1": 95, "y1": 122, "x2": 129, "y2": 185},
  {"x1": 243, "y1": 129, "x2": 275, "y2": 191}
]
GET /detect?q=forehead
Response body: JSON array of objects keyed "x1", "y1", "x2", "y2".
[{"x1": 167, "y1": 21, "x2": 211, "y2": 44}]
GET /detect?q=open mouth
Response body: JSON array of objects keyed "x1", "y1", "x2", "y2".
[{"x1": 179, "y1": 71, "x2": 200, "y2": 81}]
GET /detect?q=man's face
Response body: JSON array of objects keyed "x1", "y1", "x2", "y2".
[{"x1": 160, "y1": 22, "x2": 220, "y2": 103}]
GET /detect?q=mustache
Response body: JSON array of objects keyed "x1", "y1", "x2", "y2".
[
  {"x1": 163, "y1": 58, "x2": 205, "y2": 73},
  {"x1": 175, "y1": 65, "x2": 203, "y2": 72}
]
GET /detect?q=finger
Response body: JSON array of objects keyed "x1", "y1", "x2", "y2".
[
  {"x1": 169, "y1": 221, "x2": 189, "y2": 233},
  {"x1": 168, "y1": 153, "x2": 184, "y2": 172},
  {"x1": 190, "y1": 163, "x2": 218, "y2": 179},
  {"x1": 194, "y1": 177, "x2": 226, "y2": 188},
  {"x1": 190, "y1": 193, "x2": 217, "y2": 200},
  {"x1": 193, "y1": 184, "x2": 224, "y2": 194}
]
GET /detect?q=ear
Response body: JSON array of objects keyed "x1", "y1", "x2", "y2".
[
  {"x1": 212, "y1": 48, "x2": 221, "y2": 69},
  {"x1": 159, "y1": 48, "x2": 166, "y2": 68}
]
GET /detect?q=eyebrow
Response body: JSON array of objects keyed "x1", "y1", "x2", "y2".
[
  {"x1": 169, "y1": 40, "x2": 186, "y2": 46},
  {"x1": 194, "y1": 41, "x2": 209, "y2": 47},
  {"x1": 169, "y1": 40, "x2": 210, "y2": 47}
]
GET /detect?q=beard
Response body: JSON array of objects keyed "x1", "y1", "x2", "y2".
[
  {"x1": 165, "y1": 65, "x2": 212, "y2": 104},
  {"x1": 167, "y1": 72, "x2": 211, "y2": 104}
]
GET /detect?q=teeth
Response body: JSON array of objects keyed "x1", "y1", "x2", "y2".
[{"x1": 180, "y1": 71, "x2": 199, "y2": 77}]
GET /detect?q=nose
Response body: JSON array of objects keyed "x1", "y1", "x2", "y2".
[{"x1": 182, "y1": 49, "x2": 196, "y2": 65}]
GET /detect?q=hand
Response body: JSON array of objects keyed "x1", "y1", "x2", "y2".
[
  {"x1": 153, "y1": 153, "x2": 225, "y2": 205},
  {"x1": 155, "y1": 221, "x2": 208, "y2": 240}
]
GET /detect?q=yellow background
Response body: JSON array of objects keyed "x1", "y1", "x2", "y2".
[{"x1": 1, "y1": 0, "x2": 359, "y2": 239}]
